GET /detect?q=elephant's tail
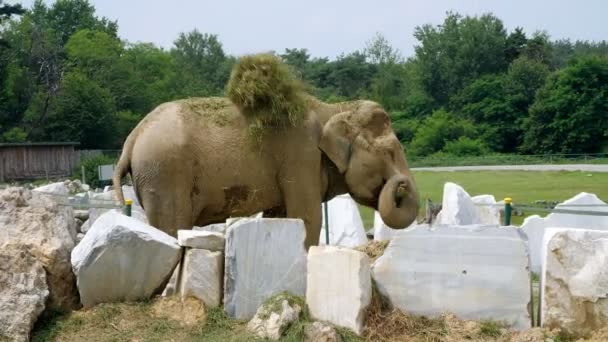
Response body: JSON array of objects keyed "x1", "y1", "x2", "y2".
[{"x1": 113, "y1": 135, "x2": 136, "y2": 204}]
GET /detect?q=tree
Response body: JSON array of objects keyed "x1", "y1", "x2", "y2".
[
  {"x1": 413, "y1": 12, "x2": 508, "y2": 105},
  {"x1": 171, "y1": 30, "x2": 227, "y2": 97},
  {"x1": 505, "y1": 27, "x2": 527, "y2": 63},
  {"x1": 450, "y1": 56, "x2": 549, "y2": 152},
  {"x1": 364, "y1": 32, "x2": 402, "y2": 65},
  {"x1": 46, "y1": 0, "x2": 117, "y2": 45},
  {"x1": 522, "y1": 56, "x2": 608, "y2": 153},
  {"x1": 45, "y1": 71, "x2": 115, "y2": 148},
  {"x1": 327, "y1": 51, "x2": 376, "y2": 99},
  {"x1": 281, "y1": 48, "x2": 310, "y2": 75},
  {"x1": 0, "y1": 0, "x2": 24, "y2": 47}
]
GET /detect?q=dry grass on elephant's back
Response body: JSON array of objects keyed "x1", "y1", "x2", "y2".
[{"x1": 226, "y1": 53, "x2": 311, "y2": 129}]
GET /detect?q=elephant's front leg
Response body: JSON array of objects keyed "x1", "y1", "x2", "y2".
[{"x1": 279, "y1": 172, "x2": 322, "y2": 250}]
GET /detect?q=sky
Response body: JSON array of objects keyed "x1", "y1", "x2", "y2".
[{"x1": 12, "y1": 0, "x2": 608, "y2": 59}]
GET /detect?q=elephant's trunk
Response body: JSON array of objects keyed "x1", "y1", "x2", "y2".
[{"x1": 378, "y1": 174, "x2": 419, "y2": 229}]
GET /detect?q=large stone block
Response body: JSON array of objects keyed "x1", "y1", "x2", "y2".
[
  {"x1": 71, "y1": 211, "x2": 181, "y2": 308},
  {"x1": 0, "y1": 244, "x2": 49, "y2": 342},
  {"x1": 178, "y1": 230, "x2": 225, "y2": 251},
  {"x1": 435, "y1": 182, "x2": 481, "y2": 226},
  {"x1": 193, "y1": 223, "x2": 226, "y2": 234},
  {"x1": 522, "y1": 192, "x2": 608, "y2": 273},
  {"x1": 472, "y1": 194, "x2": 501, "y2": 225},
  {"x1": 0, "y1": 187, "x2": 79, "y2": 310},
  {"x1": 224, "y1": 218, "x2": 307, "y2": 319},
  {"x1": 319, "y1": 194, "x2": 367, "y2": 248},
  {"x1": 180, "y1": 249, "x2": 223, "y2": 307},
  {"x1": 33, "y1": 181, "x2": 69, "y2": 195},
  {"x1": 540, "y1": 228, "x2": 608, "y2": 336},
  {"x1": 306, "y1": 246, "x2": 371, "y2": 335},
  {"x1": 373, "y1": 211, "x2": 419, "y2": 241},
  {"x1": 372, "y1": 224, "x2": 532, "y2": 330}
]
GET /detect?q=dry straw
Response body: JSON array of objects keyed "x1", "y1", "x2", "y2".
[{"x1": 226, "y1": 53, "x2": 309, "y2": 131}]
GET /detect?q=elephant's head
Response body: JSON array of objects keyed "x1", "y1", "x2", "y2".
[{"x1": 319, "y1": 101, "x2": 419, "y2": 229}]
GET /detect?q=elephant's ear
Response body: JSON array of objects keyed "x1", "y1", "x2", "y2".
[{"x1": 319, "y1": 112, "x2": 352, "y2": 174}]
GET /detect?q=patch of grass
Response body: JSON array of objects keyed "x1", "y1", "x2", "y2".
[
  {"x1": 479, "y1": 320, "x2": 503, "y2": 337},
  {"x1": 181, "y1": 97, "x2": 235, "y2": 126},
  {"x1": 32, "y1": 300, "x2": 205, "y2": 342}
]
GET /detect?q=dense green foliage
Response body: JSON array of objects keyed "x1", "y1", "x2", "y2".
[{"x1": 1, "y1": 2, "x2": 607, "y2": 155}]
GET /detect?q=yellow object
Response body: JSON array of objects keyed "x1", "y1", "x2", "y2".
[
  {"x1": 504, "y1": 197, "x2": 512, "y2": 204},
  {"x1": 125, "y1": 199, "x2": 133, "y2": 205}
]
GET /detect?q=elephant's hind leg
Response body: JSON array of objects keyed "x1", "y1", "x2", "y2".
[{"x1": 138, "y1": 168, "x2": 195, "y2": 237}]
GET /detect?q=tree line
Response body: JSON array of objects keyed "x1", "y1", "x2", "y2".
[{"x1": 1, "y1": 0, "x2": 607, "y2": 157}]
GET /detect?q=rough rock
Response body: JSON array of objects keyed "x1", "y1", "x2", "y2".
[
  {"x1": 224, "y1": 218, "x2": 307, "y2": 319},
  {"x1": 471, "y1": 194, "x2": 501, "y2": 225},
  {"x1": 33, "y1": 181, "x2": 69, "y2": 195},
  {"x1": 161, "y1": 263, "x2": 181, "y2": 297},
  {"x1": 307, "y1": 246, "x2": 371, "y2": 335},
  {"x1": 177, "y1": 230, "x2": 225, "y2": 251},
  {"x1": 435, "y1": 182, "x2": 481, "y2": 225},
  {"x1": 81, "y1": 186, "x2": 147, "y2": 234},
  {"x1": 179, "y1": 249, "x2": 223, "y2": 307},
  {"x1": 226, "y1": 212, "x2": 264, "y2": 227},
  {"x1": 373, "y1": 211, "x2": 418, "y2": 241},
  {"x1": 75, "y1": 233, "x2": 85, "y2": 243},
  {"x1": 372, "y1": 224, "x2": 532, "y2": 330},
  {"x1": 247, "y1": 295, "x2": 302, "y2": 340},
  {"x1": 0, "y1": 187, "x2": 79, "y2": 310},
  {"x1": 0, "y1": 244, "x2": 49, "y2": 342},
  {"x1": 75, "y1": 217, "x2": 84, "y2": 233},
  {"x1": 540, "y1": 228, "x2": 608, "y2": 336},
  {"x1": 193, "y1": 223, "x2": 226, "y2": 234},
  {"x1": 64, "y1": 179, "x2": 90, "y2": 194},
  {"x1": 71, "y1": 211, "x2": 181, "y2": 308},
  {"x1": 319, "y1": 194, "x2": 367, "y2": 248},
  {"x1": 522, "y1": 192, "x2": 608, "y2": 273},
  {"x1": 74, "y1": 209, "x2": 89, "y2": 221},
  {"x1": 304, "y1": 321, "x2": 342, "y2": 342}
]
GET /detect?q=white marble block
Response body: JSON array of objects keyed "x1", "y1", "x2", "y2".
[
  {"x1": 373, "y1": 211, "x2": 419, "y2": 241},
  {"x1": 319, "y1": 194, "x2": 368, "y2": 248},
  {"x1": 306, "y1": 246, "x2": 371, "y2": 335},
  {"x1": 435, "y1": 182, "x2": 481, "y2": 225},
  {"x1": 180, "y1": 249, "x2": 223, "y2": 307},
  {"x1": 223, "y1": 218, "x2": 307, "y2": 319},
  {"x1": 71, "y1": 211, "x2": 181, "y2": 308},
  {"x1": 177, "y1": 230, "x2": 225, "y2": 251},
  {"x1": 522, "y1": 192, "x2": 608, "y2": 273},
  {"x1": 540, "y1": 228, "x2": 608, "y2": 336},
  {"x1": 372, "y1": 224, "x2": 532, "y2": 330}
]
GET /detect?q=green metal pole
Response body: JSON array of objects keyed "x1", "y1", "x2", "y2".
[
  {"x1": 504, "y1": 197, "x2": 512, "y2": 226},
  {"x1": 124, "y1": 199, "x2": 132, "y2": 217},
  {"x1": 324, "y1": 201, "x2": 329, "y2": 245}
]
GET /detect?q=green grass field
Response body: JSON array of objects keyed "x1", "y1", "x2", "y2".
[{"x1": 359, "y1": 170, "x2": 608, "y2": 228}]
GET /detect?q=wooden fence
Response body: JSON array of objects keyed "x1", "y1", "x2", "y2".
[{"x1": 0, "y1": 143, "x2": 79, "y2": 182}]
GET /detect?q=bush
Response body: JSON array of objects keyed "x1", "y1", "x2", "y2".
[
  {"x1": 76, "y1": 154, "x2": 117, "y2": 189},
  {"x1": 442, "y1": 136, "x2": 490, "y2": 156},
  {"x1": 408, "y1": 109, "x2": 477, "y2": 156}
]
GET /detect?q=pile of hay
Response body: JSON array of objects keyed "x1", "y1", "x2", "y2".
[{"x1": 226, "y1": 53, "x2": 310, "y2": 130}]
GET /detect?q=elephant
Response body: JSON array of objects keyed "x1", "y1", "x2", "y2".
[{"x1": 113, "y1": 96, "x2": 419, "y2": 248}]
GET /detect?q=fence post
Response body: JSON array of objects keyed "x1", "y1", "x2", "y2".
[
  {"x1": 124, "y1": 199, "x2": 132, "y2": 217},
  {"x1": 81, "y1": 165, "x2": 86, "y2": 185},
  {"x1": 504, "y1": 197, "x2": 512, "y2": 226},
  {"x1": 324, "y1": 201, "x2": 329, "y2": 245}
]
